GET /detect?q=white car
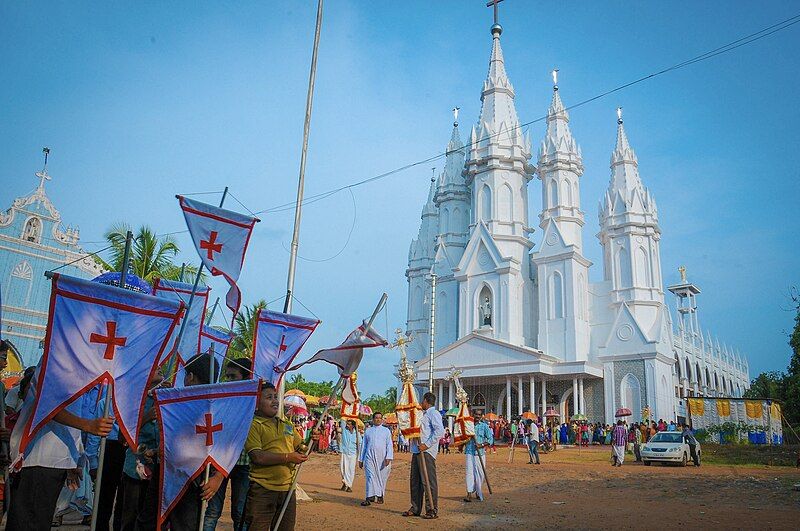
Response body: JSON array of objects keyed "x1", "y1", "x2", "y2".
[{"x1": 641, "y1": 431, "x2": 701, "y2": 466}]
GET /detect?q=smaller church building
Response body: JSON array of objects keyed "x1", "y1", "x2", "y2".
[
  {"x1": 405, "y1": 20, "x2": 750, "y2": 424},
  {"x1": 1, "y1": 151, "x2": 104, "y2": 371}
]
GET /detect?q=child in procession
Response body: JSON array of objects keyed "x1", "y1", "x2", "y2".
[{"x1": 243, "y1": 381, "x2": 308, "y2": 530}]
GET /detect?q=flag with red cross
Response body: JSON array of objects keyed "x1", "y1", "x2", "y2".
[
  {"x1": 288, "y1": 321, "x2": 387, "y2": 378},
  {"x1": 151, "y1": 277, "x2": 210, "y2": 366},
  {"x1": 171, "y1": 325, "x2": 233, "y2": 389},
  {"x1": 177, "y1": 195, "x2": 259, "y2": 322},
  {"x1": 252, "y1": 309, "x2": 320, "y2": 386},
  {"x1": 154, "y1": 379, "x2": 259, "y2": 528},
  {"x1": 18, "y1": 273, "x2": 184, "y2": 454}
]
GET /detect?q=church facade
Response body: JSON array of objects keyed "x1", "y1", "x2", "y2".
[
  {"x1": 405, "y1": 22, "x2": 749, "y2": 424},
  {"x1": 0, "y1": 153, "x2": 104, "y2": 370}
]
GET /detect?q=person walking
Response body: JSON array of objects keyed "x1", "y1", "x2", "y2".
[
  {"x1": 340, "y1": 419, "x2": 360, "y2": 493},
  {"x1": 463, "y1": 410, "x2": 493, "y2": 502},
  {"x1": 359, "y1": 412, "x2": 393, "y2": 505},
  {"x1": 682, "y1": 424, "x2": 700, "y2": 466},
  {"x1": 402, "y1": 392, "x2": 444, "y2": 520},
  {"x1": 526, "y1": 420, "x2": 540, "y2": 465},
  {"x1": 611, "y1": 420, "x2": 627, "y2": 467}
]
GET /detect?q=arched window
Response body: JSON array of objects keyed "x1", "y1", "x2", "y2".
[
  {"x1": 549, "y1": 272, "x2": 564, "y2": 319},
  {"x1": 442, "y1": 207, "x2": 450, "y2": 234},
  {"x1": 705, "y1": 368, "x2": 711, "y2": 389},
  {"x1": 696, "y1": 363, "x2": 702, "y2": 385},
  {"x1": 498, "y1": 184, "x2": 513, "y2": 221},
  {"x1": 685, "y1": 358, "x2": 692, "y2": 381},
  {"x1": 23, "y1": 217, "x2": 41, "y2": 243},
  {"x1": 616, "y1": 246, "x2": 632, "y2": 289},
  {"x1": 562, "y1": 180, "x2": 571, "y2": 206},
  {"x1": 572, "y1": 182, "x2": 579, "y2": 207},
  {"x1": 548, "y1": 179, "x2": 558, "y2": 208},
  {"x1": 413, "y1": 286, "x2": 423, "y2": 319},
  {"x1": 675, "y1": 354, "x2": 682, "y2": 378},
  {"x1": 620, "y1": 373, "x2": 642, "y2": 415},
  {"x1": 714, "y1": 373, "x2": 719, "y2": 391},
  {"x1": 478, "y1": 285, "x2": 493, "y2": 327},
  {"x1": 452, "y1": 207, "x2": 461, "y2": 232},
  {"x1": 479, "y1": 185, "x2": 492, "y2": 221},
  {"x1": 8, "y1": 261, "x2": 34, "y2": 307},
  {"x1": 635, "y1": 247, "x2": 650, "y2": 287}
]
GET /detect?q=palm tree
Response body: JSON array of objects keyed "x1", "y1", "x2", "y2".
[
  {"x1": 228, "y1": 299, "x2": 267, "y2": 359},
  {"x1": 97, "y1": 224, "x2": 203, "y2": 282}
]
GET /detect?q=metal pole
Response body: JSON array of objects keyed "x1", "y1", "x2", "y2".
[
  {"x1": 90, "y1": 229, "x2": 132, "y2": 531},
  {"x1": 205, "y1": 297, "x2": 220, "y2": 326},
  {"x1": 428, "y1": 273, "x2": 436, "y2": 392},
  {"x1": 283, "y1": 0, "x2": 324, "y2": 315},
  {"x1": 179, "y1": 262, "x2": 186, "y2": 282}
]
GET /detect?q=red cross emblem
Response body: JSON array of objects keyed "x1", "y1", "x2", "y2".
[
  {"x1": 195, "y1": 413, "x2": 223, "y2": 446},
  {"x1": 90, "y1": 321, "x2": 127, "y2": 360},
  {"x1": 200, "y1": 231, "x2": 223, "y2": 261},
  {"x1": 279, "y1": 335, "x2": 288, "y2": 353}
]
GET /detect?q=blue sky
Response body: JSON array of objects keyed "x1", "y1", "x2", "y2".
[{"x1": 2, "y1": 1, "x2": 799, "y2": 396}]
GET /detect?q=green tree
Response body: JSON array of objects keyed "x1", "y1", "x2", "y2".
[
  {"x1": 782, "y1": 289, "x2": 800, "y2": 424},
  {"x1": 284, "y1": 373, "x2": 335, "y2": 399},
  {"x1": 98, "y1": 224, "x2": 202, "y2": 282},
  {"x1": 744, "y1": 371, "x2": 784, "y2": 400},
  {"x1": 363, "y1": 386, "x2": 398, "y2": 414},
  {"x1": 228, "y1": 300, "x2": 267, "y2": 360}
]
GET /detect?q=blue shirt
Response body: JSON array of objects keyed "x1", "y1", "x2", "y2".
[
  {"x1": 339, "y1": 422, "x2": 360, "y2": 456},
  {"x1": 464, "y1": 420, "x2": 493, "y2": 456},
  {"x1": 410, "y1": 406, "x2": 445, "y2": 459}
]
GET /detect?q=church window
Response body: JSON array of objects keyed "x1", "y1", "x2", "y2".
[
  {"x1": 696, "y1": 363, "x2": 702, "y2": 385},
  {"x1": 705, "y1": 368, "x2": 711, "y2": 388},
  {"x1": 498, "y1": 184, "x2": 513, "y2": 221},
  {"x1": 452, "y1": 207, "x2": 461, "y2": 232},
  {"x1": 548, "y1": 180, "x2": 558, "y2": 208},
  {"x1": 442, "y1": 207, "x2": 450, "y2": 233},
  {"x1": 685, "y1": 358, "x2": 692, "y2": 381},
  {"x1": 635, "y1": 247, "x2": 650, "y2": 287},
  {"x1": 675, "y1": 355, "x2": 682, "y2": 378},
  {"x1": 563, "y1": 180, "x2": 572, "y2": 206},
  {"x1": 549, "y1": 271, "x2": 564, "y2": 319},
  {"x1": 8, "y1": 261, "x2": 34, "y2": 306},
  {"x1": 620, "y1": 373, "x2": 642, "y2": 414},
  {"x1": 714, "y1": 372, "x2": 719, "y2": 391},
  {"x1": 23, "y1": 217, "x2": 42, "y2": 243},
  {"x1": 615, "y1": 246, "x2": 632, "y2": 289},
  {"x1": 479, "y1": 185, "x2": 492, "y2": 221},
  {"x1": 413, "y1": 286, "x2": 423, "y2": 319},
  {"x1": 572, "y1": 182, "x2": 579, "y2": 208},
  {"x1": 11, "y1": 261, "x2": 33, "y2": 280}
]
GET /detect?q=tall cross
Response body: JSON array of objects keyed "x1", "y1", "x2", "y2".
[
  {"x1": 487, "y1": 0, "x2": 504, "y2": 25},
  {"x1": 195, "y1": 413, "x2": 223, "y2": 446},
  {"x1": 200, "y1": 231, "x2": 223, "y2": 260},
  {"x1": 90, "y1": 321, "x2": 128, "y2": 360}
]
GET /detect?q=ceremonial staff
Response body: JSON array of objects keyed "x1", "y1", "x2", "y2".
[
  {"x1": 448, "y1": 367, "x2": 492, "y2": 496},
  {"x1": 272, "y1": 293, "x2": 387, "y2": 530}
]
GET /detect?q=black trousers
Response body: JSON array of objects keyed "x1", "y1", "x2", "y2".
[
  {"x1": 135, "y1": 465, "x2": 201, "y2": 531},
  {"x1": 688, "y1": 444, "x2": 700, "y2": 465},
  {"x1": 119, "y1": 474, "x2": 148, "y2": 531},
  {"x1": 95, "y1": 439, "x2": 127, "y2": 531},
  {"x1": 409, "y1": 452, "x2": 438, "y2": 516},
  {"x1": 7, "y1": 466, "x2": 67, "y2": 531}
]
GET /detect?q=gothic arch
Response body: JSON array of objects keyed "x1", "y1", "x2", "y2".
[
  {"x1": 452, "y1": 207, "x2": 461, "y2": 232},
  {"x1": 620, "y1": 373, "x2": 642, "y2": 415},
  {"x1": 548, "y1": 179, "x2": 558, "y2": 208},
  {"x1": 675, "y1": 354, "x2": 682, "y2": 378},
  {"x1": 479, "y1": 185, "x2": 492, "y2": 221},
  {"x1": 22, "y1": 216, "x2": 42, "y2": 243},
  {"x1": 442, "y1": 207, "x2": 451, "y2": 234},
  {"x1": 615, "y1": 246, "x2": 632, "y2": 289},
  {"x1": 705, "y1": 367, "x2": 711, "y2": 389},
  {"x1": 413, "y1": 285, "x2": 423, "y2": 319},
  {"x1": 572, "y1": 181, "x2": 579, "y2": 207},
  {"x1": 685, "y1": 358, "x2": 692, "y2": 381},
  {"x1": 635, "y1": 247, "x2": 650, "y2": 287},
  {"x1": 474, "y1": 283, "x2": 495, "y2": 329},
  {"x1": 549, "y1": 271, "x2": 564, "y2": 319},
  {"x1": 696, "y1": 363, "x2": 702, "y2": 385},
  {"x1": 714, "y1": 372, "x2": 719, "y2": 392},
  {"x1": 562, "y1": 180, "x2": 572, "y2": 206},
  {"x1": 498, "y1": 183, "x2": 513, "y2": 221}
]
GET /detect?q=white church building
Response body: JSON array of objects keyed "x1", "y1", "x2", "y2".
[{"x1": 405, "y1": 20, "x2": 749, "y2": 424}]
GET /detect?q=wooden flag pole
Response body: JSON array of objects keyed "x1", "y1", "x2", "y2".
[
  {"x1": 273, "y1": 293, "x2": 386, "y2": 530},
  {"x1": 474, "y1": 438, "x2": 493, "y2": 494},
  {"x1": 89, "y1": 229, "x2": 133, "y2": 531},
  {"x1": 197, "y1": 324, "x2": 222, "y2": 531}
]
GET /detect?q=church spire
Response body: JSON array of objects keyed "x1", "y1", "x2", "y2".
[{"x1": 603, "y1": 108, "x2": 655, "y2": 218}]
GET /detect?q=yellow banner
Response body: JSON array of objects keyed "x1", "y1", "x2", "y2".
[
  {"x1": 716, "y1": 399, "x2": 731, "y2": 417},
  {"x1": 745, "y1": 400, "x2": 763, "y2": 419},
  {"x1": 687, "y1": 398, "x2": 704, "y2": 416},
  {"x1": 770, "y1": 402, "x2": 781, "y2": 419}
]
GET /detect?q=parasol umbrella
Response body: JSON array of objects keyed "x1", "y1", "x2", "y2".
[
  {"x1": 484, "y1": 412, "x2": 499, "y2": 421},
  {"x1": 544, "y1": 407, "x2": 559, "y2": 418},
  {"x1": 284, "y1": 395, "x2": 306, "y2": 409},
  {"x1": 286, "y1": 405, "x2": 309, "y2": 417},
  {"x1": 445, "y1": 407, "x2": 460, "y2": 417},
  {"x1": 571, "y1": 413, "x2": 587, "y2": 422},
  {"x1": 358, "y1": 404, "x2": 373, "y2": 416},
  {"x1": 383, "y1": 412, "x2": 398, "y2": 425},
  {"x1": 615, "y1": 408, "x2": 633, "y2": 418},
  {"x1": 304, "y1": 395, "x2": 320, "y2": 407},
  {"x1": 319, "y1": 395, "x2": 338, "y2": 407},
  {"x1": 522, "y1": 411, "x2": 537, "y2": 421},
  {"x1": 285, "y1": 389, "x2": 306, "y2": 398},
  {"x1": 92, "y1": 272, "x2": 152, "y2": 293}
]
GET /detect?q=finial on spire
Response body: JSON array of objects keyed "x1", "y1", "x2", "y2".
[
  {"x1": 36, "y1": 147, "x2": 52, "y2": 191},
  {"x1": 551, "y1": 68, "x2": 559, "y2": 91},
  {"x1": 678, "y1": 265, "x2": 687, "y2": 283},
  {"x1": 487, "y1": 0, "x2": 504, "y2": 35},
  {"x1": 617, "y1": 106, "x2": 623, "y2": 125},
  {"x1": 431, "y1": 167, "x2": 436, "y2": 183},
  {"x1": 453, "y1": 106, "x2": 460, "y2": 127},
  {"x1": 42, "y1": 147, "x2": 50, "y2": 170}
]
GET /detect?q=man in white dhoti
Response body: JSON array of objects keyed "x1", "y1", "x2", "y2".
[
  {"x1": 358, "y1": 412, "x2": 393, "y2": 506},
  {"x1": 611, "y1": 420, "x2": 627, "y2": 467},
  {"x1": 463, "y1": 410, "x2": 493, "y2": 502},
  {"x1": 340, "y1": 419, "x2": 360, "y2": 492}
]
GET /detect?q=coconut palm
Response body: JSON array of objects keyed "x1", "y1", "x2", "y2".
[
  {"x1": 97, "y1": 224, "x2": 203, "y2": 282},
  {"x1": 228, "y1": 299, "x2": 267, "y2": 359}
]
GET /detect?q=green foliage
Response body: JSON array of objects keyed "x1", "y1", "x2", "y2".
[
  {"x1": 363, "y1": 386, "x2": 398, "y2": 414},
  {"x1": 705, "y1": 421, "x2": 769, "y2": 444},
  {"x1": 284, "y1": 373, "x2": 335, "y2": 399},
  {"x1": 744, "y1": 371, "x2": 784, "y2": 400},
  {"x1": 227, "y1": 300, "x2": 266, "y2": 360},
  {"x1": 97, "y1": 223, "x2": 203, "y2": 283}
]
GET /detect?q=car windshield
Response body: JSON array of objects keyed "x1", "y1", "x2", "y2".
[{"x1": 650, "y1": 432, "x2": 682, "y2": 443}]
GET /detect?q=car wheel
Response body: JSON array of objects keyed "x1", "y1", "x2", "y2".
[
  {"x1": 681, "y1": 452, "x2": 688, "y2": 467},
  {"x1": 643, "y1": 460, "x2": 651, "y2": 466}
]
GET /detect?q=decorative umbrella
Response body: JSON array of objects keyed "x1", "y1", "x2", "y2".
[
  {"x1": 304, "y1": 395, "x2": 320, "y2": 407},
  {"x1": 445, "y1": 407, "x2": 460, "y2": 417},
  {"x1": 319, "y1": 395, "x2": 338, "y2": 406},
  {"x1": 522, "y1": 411, "x2": 538, "y2": 421},
  {"x1": 384, "y1": 412, "x2": 398, "y2": 425},
  {"x1": 92, "y1": 272, "x2": 152, "y2": 293},
  {"x1": 286, "y1": 405, "x2": 309, "y2": 417},
  {"x1": 285, "y1": 389, "x2": 306, "y2": 398},
  {"x1": 484, "y1": 412, "x2": 499, "y2": 421},
  {"x1": 358, "y1": 404, "x2": 373, "y2": 416},
  {"x1": 571, "y1": 413, "x2": 587, "y2": 422},
  {"x1": 615, "y1": 408, "x2": 633, "y2": 418},
  {"x1": 284, "y1": 395, "x2": 306, "y2": 409},
  {"x1": 544, "y1": 407, "x2": 559, "y2": 418}
]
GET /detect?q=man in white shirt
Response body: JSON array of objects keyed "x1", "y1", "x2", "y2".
[
  {"x1": 7, "y1": 371, "x2": 113, "y2": 531},
  {"x1": 402, "y1": 392, "x2": 444, "y2": 520},
  {"x1": 526, "y1": 420, "x2": 541, "y2": 465}
]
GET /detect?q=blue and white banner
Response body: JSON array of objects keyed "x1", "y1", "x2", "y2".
[
  {"x1": 152, "y1": 278, "x2": 210, "y2": 365},
  {"x1": 177, "y1": 195, "x2": 259, "y2": 322},
  {"x1": 252, "y1": 310, "x2": 319, "y2": 386},
  {"x1": 20, "y1": 274, "x2": 183, "y2": 453},
  {"x1": 155, "y1": 379, "x2": 259, "y2": 529}
]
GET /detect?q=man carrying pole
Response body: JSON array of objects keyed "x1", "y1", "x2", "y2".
[{"x1": 404, "y1": 392, "x2": 444, "y2": 520}]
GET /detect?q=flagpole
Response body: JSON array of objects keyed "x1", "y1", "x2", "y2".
[
  {"x1": 90, "y1": 229, "x2": 132, "y2": 531},
  {"x1": 273, "y1": 293, "x2": 386, "y2": 530},
  {"x1": 280, "y1": 0, "x2": 324, "y2": 421}
]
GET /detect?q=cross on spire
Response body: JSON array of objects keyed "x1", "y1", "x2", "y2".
[
  {"x1": 90, "y1": 321, "x2": 128, "y2": 360},
  {"x1": 487, "y1": 0, "x2": 504, "y2": 26},
  {"x1": 195, "y1": 413, "x2": 223, "y2": 446},
  {"x1": 200, "y1": 231, "x2": 223, "y2": 260}
]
